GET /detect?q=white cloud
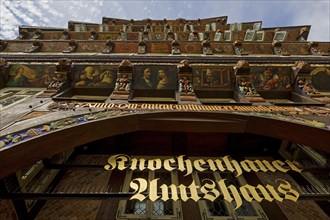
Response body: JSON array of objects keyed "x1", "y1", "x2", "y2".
[
  {"x1": 0, "y1": 3, "x2": 21, "y2": 39},
  {"x1": 290, "y1": 1, "x2": 330, "y2": 41}
]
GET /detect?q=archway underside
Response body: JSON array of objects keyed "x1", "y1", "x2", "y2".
[{"x1": 0, "y1": 111, "x2": 328, "y2": 179}]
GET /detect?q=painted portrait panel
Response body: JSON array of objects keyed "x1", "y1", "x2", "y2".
[
  {"x1": 251, "y1": 66, "x2": 293, "y2": 91},
  {"x1": 73, "y1": 65, "x2": 118, "y2": 88},
  {"x1": 192, "y1": 66, "x2": 232, "y2": 89},
  {"x1": 6, "y1": 64, "x2": 56, "y2": 87},
  {"x1": 133, "y1": 65, "x2": 178, "y2": 90}
]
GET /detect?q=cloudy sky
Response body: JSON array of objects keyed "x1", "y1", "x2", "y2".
[{"x1": 1, "y1": 0, "x2": 329, "y2": 41}]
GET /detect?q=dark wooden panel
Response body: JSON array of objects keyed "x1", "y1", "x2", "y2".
[
  {"x1": 178, "y1": 172, "x2": 202, "y2": 220},
  {"x1": 96, "y1": 169, "x2": 126, "y2": 219},
  {"x1": 187, "y1": 132, "x2": 229, "y2": 156},
  {"x1": 243, "y1": 172, "x2": 287, "y2": 220}
]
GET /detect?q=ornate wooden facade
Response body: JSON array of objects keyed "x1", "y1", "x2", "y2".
[{"x1": 0, "y1": 16, "x2": 329, "y2": 220}]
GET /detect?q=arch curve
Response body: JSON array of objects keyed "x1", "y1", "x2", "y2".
[{"x1": 0, "y1": 111, "x2": 328, "y2": 178}]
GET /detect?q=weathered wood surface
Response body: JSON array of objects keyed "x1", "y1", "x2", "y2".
[{"x1": 0, "y1": 96, "x2": 52, "y2": 130}]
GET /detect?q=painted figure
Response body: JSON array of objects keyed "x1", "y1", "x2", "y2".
[
  {"x1": 75, "y1": 66, "x2": 115, "y2": 88},
  {"x1": 238, "y1": 76, "x2": 257, "y2": 96},
  {"x1": 94, "y1": 70, "x2": 115, "y2": 88},
  {"x1": 277, "y1": 68, "x2": 291, "y2": 89},
  {"x1": 259, "y1": 68, "x2": 279, "y2": 90},
  {"x1": 138, "y1": 68, "x2": 154, "y2": 89},
  {"x1": 7, "y1": 65, "x2": 52, "y2": 87},
  {"x1": 203, "y1": 69, "x2": 219, "y2": 86},
  {"x1": 75, "y1": 66, "x2": 96, "y2": 86},
  {"x1": 156, "y1": 69, "x2": 168, "y2": 89}
]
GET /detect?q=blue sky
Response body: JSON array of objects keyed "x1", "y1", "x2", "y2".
[{"x1": 1, "y1": 0, "x2": 329, "y2": 41}]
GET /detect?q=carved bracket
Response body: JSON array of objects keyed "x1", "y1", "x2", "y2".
[
  {"x1": 307, "y1": 42, "x2": 329, "y2": 56},
  {"x1": 233, "y1": 40, "x2": 249, "y2": 55},
  {"x1": 272, "y1": 40, "x2": 290, "y2": 56},
  {"x1": 17, "y1": 29, "x2": 29, "y2": 40},
  {"x1": 24, "y1": 40, "x2": 43, "y2": 53},
  {"x1": 111, "y1": 60, "x2": 132, "y2": 100},
  {"x1": 89, "y1": 31, "x2": 98, "y2": 40},
  {"x1": 297, "y1": 27, "x2": 309, "y2": 42},
  {"x1": 63, "y1": 40, "x2": 78, "y2": 53},
  {"x1": 32, "y1": 29, "x2": 44, "y2": 39},
  {"x1": 178, "y1": 60, "x2": 194, "y2": 95},
  {"x1": 114, "y1": 60, "x2": 133, "y2": 93},
  {"x1": 60, "y1": 30, "x2": 71, "y2": 40},
  {"x1": 137, "y1": 41, "x2": 146, "y2": 54},
  {"x1": 201, "y1": 40, "x2": 213, "y2": 55},
  {"x1": 0, "y1": 40, "x2": 8, "y2": 52},
  {"x1": 47, "y1": 58, "x2": 72, "y2": 92},
  {"x1": 102, "y1": 40, "x2": 114, "y2": 54},
  {"x1": 171, "y1": 40, "x2": 181, "y2": 55},
  {"x1": 166, "y1": 31, "x2": 175, "y2": 41}
]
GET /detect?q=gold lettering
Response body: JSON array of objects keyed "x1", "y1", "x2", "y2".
[
  {"x1": 193, "y1": 159, "x2": 206, "y2": 172},
  {"x1": 78, "y1": 102, "x2": 89, "y2": 108},
  {"x1": 188, "y1": 104, "x2": 200, "y2": 111},
  {"x1": 213, "y1": 159, "x2": 226, "y2": 172},
  {"x1": 160, "y1": 183, "x2": 179, "y2": 201},
  {"x1": 106, "y1": 103, "x2": 115, "y2": 109},
  {"x1": 130, "y1": 178, "x2": 148, "y2": 201},
  {"x1": 146, "y1": 104, "x2": 155, "y2": 110},
  {"x1": 218, "y1": 179, "x2": 242, "y2": 210},
  {"x1": 147, "y1": 158, "x2": 161, "y2": 171},
  {"x1": 213, "y1": 105, "x2": 222, "y2": 111},
  {"x1": 177, "y1": 155, "x2": 193, "y2": 176},
  {"x1": 200, "y1": 179, "x2": 220, "y2": 202},
  {"x1": 272, "y1": 160, "x2": 289, "y2": 173},
  {"x1": 178, "y1": 180, "x2": 200, "y2": 202},
  {"x1": 104, "y1": 154, "x2": 129, "y2": 170},
  {"x1": 149, "y1": 178, "x2": 160, "y2": 201},
  {"x1": 164, "y1": 158, "x2": 176, "y2": 171},
  {"x1": 207, "y1": 159, "x2": 218, "y2": 172},
  {"x1": 210, "y1": 106, "x2": 217, "y2": 111},
  {"x1": 130, "y1": 158, "x2": 146, "y2": 171},
  {"x1": 240, "y1": 184, "x2": 263, "y2": 202},
  {"x1": 98, "y1": 103, "x2": 108, "y2": 108},
  {"x1": 253, "y1": 160, "x2": 270, "y2": 172},
  {"x1": 199, "y1": 105, "x2": 209, "y2": 111},
  {"x1": 240, "y1": 160, "x2": 260, "y2": 172},
  {"x1": 276, "y1": 179, "x2": 300, "y2": 202},
  {"x1": 261, "y1": 160, "x2": 277, "y2": 172},
  {"x1": 127, "y1": 104, "x2": 138, "y2": 109},
  {"x1": 118, "y1": 103, "x2": 128, "y2": 109},
  {"x1": 265, "y1": 184, "x2": 283, "y2": 202},
  {"x1": 223, "y1": 156, "x2": 243, "y2": 177},
  {"x1": 286, "y1": 160, "x2": 303, "y2": 173},
  {"x1": 256, "y1": 184, "x2": 274, "y2": 202},
  {"x1": 88, "y1": 102, "x2": 99, "y2": 108},
  {"x1": 177, "y1": 105, "x2": 189, "y2": 111}
]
